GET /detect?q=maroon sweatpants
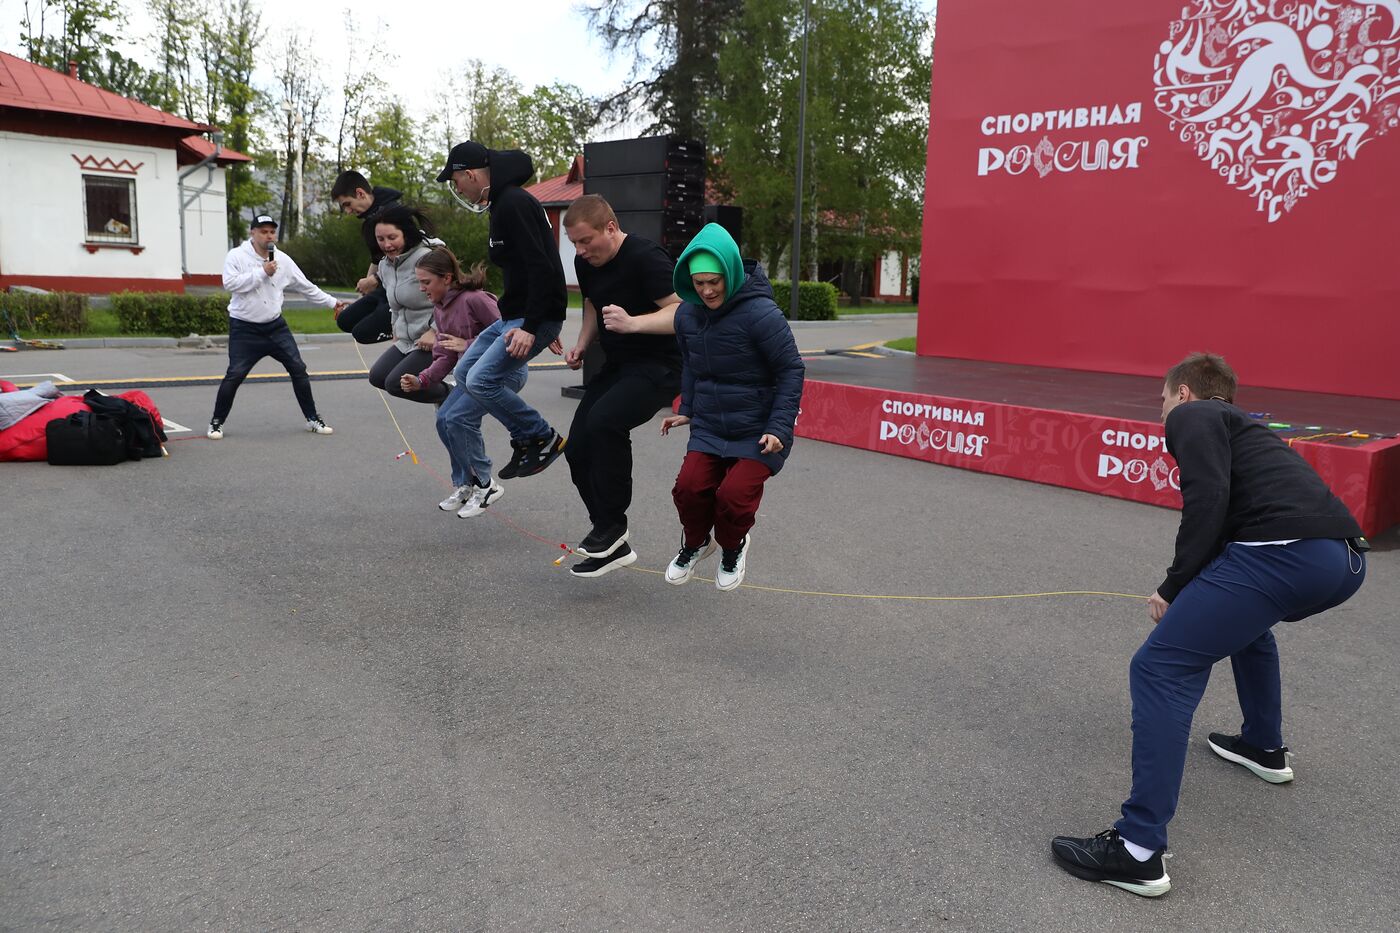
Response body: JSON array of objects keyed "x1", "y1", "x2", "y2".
[{"x1": 671, "y1": 450, "x2": 774, "y2": 550}]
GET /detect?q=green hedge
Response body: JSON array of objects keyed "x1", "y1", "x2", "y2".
[
  {"x1": 0, "y1": 290, "x2": 89, "y2": 334},
  {"x1": 278, "y1": 204, "x2": 501, "y2": 293},
  {"x1": 111, "y1": 292, "x2": 230, "y2": 336},
  {"x1": 770, "y1": 280, "x2": 838, "y2": 321}
]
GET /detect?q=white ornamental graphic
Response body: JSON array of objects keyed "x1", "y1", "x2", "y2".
[{"x1": 1153, "y1": 1, "x2": 1400, "y2": 221}]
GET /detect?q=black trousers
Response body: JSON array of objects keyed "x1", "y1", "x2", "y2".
[
  {"x1": 564, "y1": 359, "x2": 681, "y2": 530},
  {"x1": 212, "y1": 316, "x2": 318, "y2": 422},
  {"x1": 369, "y1": 345, "x2": 448, "y2": 404},
  {"x1": 338, "y1": 286, "x2": 391, "y2": 344}
]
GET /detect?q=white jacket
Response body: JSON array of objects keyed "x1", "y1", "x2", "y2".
[{"x1": 223, "y1": 240, "x2": 336, "y2": 323}]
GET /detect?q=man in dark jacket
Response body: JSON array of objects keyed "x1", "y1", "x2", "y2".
[
  {"x1": 330, "y1": 171, "x2": 401, "y2": 344},
  {"x1": 436, "y1": 141, "x2": 566, "y2": 481},
  {"x1": 1051, "y1": 352, "x2": 1367, "y2": 898}
]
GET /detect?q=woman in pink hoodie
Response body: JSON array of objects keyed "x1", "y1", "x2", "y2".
[{"x1": 399, "y1": 247, "x2": 500, "y2": 404}]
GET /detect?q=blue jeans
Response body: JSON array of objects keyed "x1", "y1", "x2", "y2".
[
  {"x1": 455, "y1": 317, "x2": 563, "y2": 442},
  {"x1": 1116, "y1": 538, "x2": 1366, "y2": 850},
  {"x1": 435, "y1": 366, "x2": 526, "y2": 486}
]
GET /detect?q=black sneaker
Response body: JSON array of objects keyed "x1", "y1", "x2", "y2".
[
  {"x1": 498, "y1": 439, "x2": 527, "y2": 479},
  {"x1": 1051, "y1": 828, "x2": 1171, "y2": 897},
  {"x1": 1207, "y1": 732, "x2": 1293, "y2": 783},
  {"x1": 511, "y1": 431, "x2": 566, "y2": 478},
  {"x1": 577, "y1": 524, "x2": 628, "y2": 559},
  {"x1": 665, "y1": 535, "x2": 716, "y2": 585},
  {"x1": 570, "y1": 542, "x2": 638, "y2": 578}
]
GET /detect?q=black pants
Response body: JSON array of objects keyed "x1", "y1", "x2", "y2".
[
  {"x1": 212, "y1": 316, "x2": 318, "y2": 422},
  {"x1": 564, "y1": 360, "x2": 680, "y2": 530},
  {"x1": 338, "y1": 286, "x2": 391, "y2": 344},
  {"x1": 369, "y1": 345, "x2": 448, "y2": 404}
]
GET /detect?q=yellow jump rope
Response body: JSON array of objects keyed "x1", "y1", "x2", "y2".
[{"x1": 354, "y1": 342, "x2": 1145, "y2": 603}]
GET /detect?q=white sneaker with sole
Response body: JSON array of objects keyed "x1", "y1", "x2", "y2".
[
  {"x1": 457, "y1": 480, "x2": 504, "y2": 518},
  {"x1": 206, "y1": 420, "x2": 224, "y2": 440},
  {"x1": 439, "y1": 485, "x2": 473, "y2": 512},
  {"x1": 306, "y1": 417, "x2": 334, "y2": 435},
  {"x1": 715, "y1": 534, "x2": 750, "y2": 592},
  {"x1": 665, "y1": 536, "x2": 717, "y2": 585}
]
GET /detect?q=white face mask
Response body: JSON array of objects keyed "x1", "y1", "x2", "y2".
[{"x1": 446, "y1": 180, "x2": 490, "y2": 213}]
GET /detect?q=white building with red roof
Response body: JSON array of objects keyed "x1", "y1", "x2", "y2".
[
  {"x1": 524, "y1": 154, "x2": 586, "y2": 289},
  {"x1": 0, "y1": 52, "x2": 251, "y2": 293}
]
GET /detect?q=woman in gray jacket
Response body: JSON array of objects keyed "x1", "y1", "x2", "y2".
[{"x1": 368, "y1": 206, "x2": 446, "y2": 403}]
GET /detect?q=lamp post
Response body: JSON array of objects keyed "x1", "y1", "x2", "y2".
[{"x1": 788, "y1": 0, "x2": 811, "y2": 318}]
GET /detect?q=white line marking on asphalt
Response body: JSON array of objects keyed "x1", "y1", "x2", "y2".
[
  {"x1": 162, "y1": 418, "x2": 191, "y2": 434},
  {"x1": 1, "y1": 372, "x2": 74, "y2": 382}
]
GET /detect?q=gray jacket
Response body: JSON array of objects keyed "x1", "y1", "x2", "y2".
[{"x1": 379, "y1": 239, "x2": 442, "y2": 353}]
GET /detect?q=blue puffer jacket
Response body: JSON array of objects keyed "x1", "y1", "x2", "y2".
[{"x1": 673, "y1": 238, "x2": 805, "y2": 474}]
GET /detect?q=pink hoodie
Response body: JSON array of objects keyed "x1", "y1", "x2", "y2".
[{"x1": 416, "y1": 287, "x2": 502, "y2": 388}]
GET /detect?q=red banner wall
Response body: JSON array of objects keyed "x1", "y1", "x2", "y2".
[
  {"x1": 796, "y1": 380, "x2": 1400, "y2": 535},
  {"x1": 919, "y1": 0, "x2": 1400, "y2": 400}
]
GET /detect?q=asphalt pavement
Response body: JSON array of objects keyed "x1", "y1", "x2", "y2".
[{"x1": 2, "y1": 319, "x2": 1396, "y2": 931}]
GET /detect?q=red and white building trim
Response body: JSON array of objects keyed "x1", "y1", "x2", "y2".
[{"x1": 0, "y1": 52, "x2": 250, "y2": 293}]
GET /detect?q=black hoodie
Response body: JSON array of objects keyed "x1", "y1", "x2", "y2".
[
  {"x1": 484, "y1": 150, "x2": 567, "y2": 335},
  {"x1": 359, "y1": 186, "x2": 403, "y2": 262},
  {"x1": 1157, "y1": 400, "x2": 1362, "y2": 602}
]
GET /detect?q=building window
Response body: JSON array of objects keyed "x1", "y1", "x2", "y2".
[{"x1": 82, "y1": 175, "x2": 138, "y2": 244}]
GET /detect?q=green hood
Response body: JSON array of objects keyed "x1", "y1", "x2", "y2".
[{"x1": 673, "y1": 223, "x2": 746, "y2": 307}]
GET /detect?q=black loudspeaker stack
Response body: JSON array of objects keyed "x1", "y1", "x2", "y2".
[{"x1": 584, "y1": 136, "x2": 707, "y2": 257}]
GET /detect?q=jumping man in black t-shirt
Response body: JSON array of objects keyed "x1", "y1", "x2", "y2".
[{"x1": 562, "y1": 195, "x2": 683, "y2": 577}]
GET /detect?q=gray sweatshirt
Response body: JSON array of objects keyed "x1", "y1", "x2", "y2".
[{"x1": 378, "y1": 239, "x2": 442, "y2": 353}]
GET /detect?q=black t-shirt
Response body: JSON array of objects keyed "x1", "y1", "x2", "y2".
[{"x1": 575, "y1": 235, "x2": 679, "y2": 368}]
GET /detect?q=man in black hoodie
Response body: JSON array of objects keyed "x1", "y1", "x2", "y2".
[
  {"x1": 1051, "y1": 352, "x2": 1367, "y2": 898},
  {"x1": 435, "y1": 141, "x2": 567, "y2": 480},
  {"x1": 330, "y1": 171, "x2": 402, "y2": 344}
]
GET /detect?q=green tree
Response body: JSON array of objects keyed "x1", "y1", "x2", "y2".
[
  {"x1": 586, "y1": 0, "x2": 743, "y2": 138},
  {"x1": 711, "y1": 0, "x2": 931, "y2": 297},
  {"x1": 20, "y1": 0, "x2": 150, "y2": 93},
  {"x1": 359, "y1": 102, "x2": 433, "y2": 205},
  {"x1": 512, "y1": 82, "x2": 597, "y2": 178},
  {"x1": 216, "y1": 0, "x2": 270, "y2": 242}
]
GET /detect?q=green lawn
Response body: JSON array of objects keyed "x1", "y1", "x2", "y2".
[
  {"x1": 885, "y1": 337, "x2": 916, "y2": 352},
  {"x1": 838, "y1": 302, "x2": 917, "y2": 316}
]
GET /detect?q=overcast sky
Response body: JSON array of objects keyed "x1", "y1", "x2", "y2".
[{"x1": 0, "y1": 0, "x2": 641, "y2": 134}]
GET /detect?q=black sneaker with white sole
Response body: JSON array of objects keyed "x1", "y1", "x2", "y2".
[
  {"x1": 570, "y1": 542, "x2": 638, "y2": 578},
  {"x1": 511, "y1": 431, "x2": 566, "y2": 478},
  {"x1": 1207, "y1": 732, "x2": 1293, "y2": 783},
  {"x1": 1051, "y1": 828, "x2": 1171, "y2": 897},
  {"x1": 577, "y1": 524, "x2": 628, "y2": 559},
  {"x1": 498, "y1": 439, "x2": 526, "y2": 479}
]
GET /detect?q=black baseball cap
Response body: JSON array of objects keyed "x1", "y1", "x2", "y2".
[
  {"x1": 250, "y1": 213, "x2": 277, "y2": 229},
  {"x1": 436, "y1": 141, "x2": 490, "y2": 182}
]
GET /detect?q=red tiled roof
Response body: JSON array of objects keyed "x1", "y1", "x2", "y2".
[
  {"x1": 178, "y1": 135, "x2": 252, "y2": 165},
  {"x1": 525, "y1": 154, "x2": 584, "y2": 206},
  {"x1": 0, "y1": 51, "x2": 208, "y2": 132}
]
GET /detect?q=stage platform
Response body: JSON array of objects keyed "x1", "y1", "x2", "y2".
[{"x1": 794, "y1": 353, "x2": 1400, "y2": 537}]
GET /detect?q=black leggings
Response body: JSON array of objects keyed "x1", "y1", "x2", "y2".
[
  {"x1": 338, "y1": 287, "x2": 392, "y2": 344},
  {"x1": 368, "y1": 345, "x2": 448, "y2": 404}
]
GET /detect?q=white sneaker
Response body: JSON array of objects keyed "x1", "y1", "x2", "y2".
[
  {"x1": 439, "y1": 485, "x2": 473, "y2": 512},
  {"x1": 715, "y1": 534, "x2": 750, "y2": 592},
  {"x1": 457, "y1": 479, "x2": 504, "y2": 518},
  {"x1": 306, "y1": 417, "x2": 334, "y2": 435},
  {"x1": 206, "y1": 420, "x2": 224, "y2": 440},
  {"x1": 664, "y1": 535, "x2": 717, "y2": 585}
]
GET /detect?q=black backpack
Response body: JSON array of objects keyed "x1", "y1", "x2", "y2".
[
  {"x1": 81, "y1": 389, "x2": 166, "y2": 459},
  {"x1": 46, "y1": 411, "x2": 129, "y2": 465}
]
